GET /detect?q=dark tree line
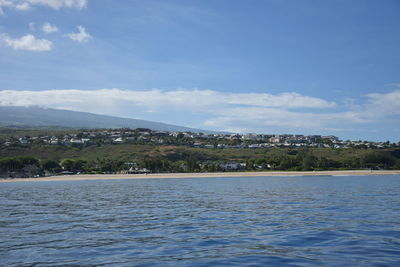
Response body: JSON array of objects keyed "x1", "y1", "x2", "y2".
[{"x1": 1, "y1": 149, "x2": 400, "y2": 178}]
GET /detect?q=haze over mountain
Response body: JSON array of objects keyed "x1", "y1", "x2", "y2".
[{"x1": 0, "y1": 106, "x2": 210, "y2": 133}]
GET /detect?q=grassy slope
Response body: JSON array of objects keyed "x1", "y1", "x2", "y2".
[
  {"x1": 0, "y1": 128, "x2": 80, "y2": 139},
  {"x1": 0, "y1": 143, "x2": 386, "y2": 164}
]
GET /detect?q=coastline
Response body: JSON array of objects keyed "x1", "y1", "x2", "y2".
[{"x1": 1, "y1": 170, "x2": 400, "y2": 182}]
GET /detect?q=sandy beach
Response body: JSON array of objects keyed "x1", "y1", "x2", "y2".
[{"x1": 1, "y1": 170, "x2": 399, "y2": 182}]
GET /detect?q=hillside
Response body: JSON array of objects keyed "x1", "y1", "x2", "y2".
[
  {"x1": 0, "y1": 106, "x2": 209, "y2": 133},
  {"x1": 1, "y1": 127, "x2": 399, "y2": 177}
]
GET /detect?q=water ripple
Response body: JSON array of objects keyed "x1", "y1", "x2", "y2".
[{"x1": 1, "y1": 175, "x2": 400, "y2": 266}]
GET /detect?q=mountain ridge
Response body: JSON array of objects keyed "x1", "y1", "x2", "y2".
[{"x1": 0, "y1": 106, "x2": 213, "y2": 133}]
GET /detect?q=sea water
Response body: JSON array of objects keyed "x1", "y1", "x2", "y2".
[{"x1": 1, "y1": 175, "x2": 400, "y2": 266}]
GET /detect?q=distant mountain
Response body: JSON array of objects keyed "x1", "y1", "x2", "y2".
[{"x1": 0, "y1": 106, "x2": 211, "y2": 133}]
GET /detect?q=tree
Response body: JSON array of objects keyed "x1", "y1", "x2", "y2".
[
  {"x1": 187, "y1": 154, "x2": 199, "y2": 172},
  {"x1": 97, "y1": 158, "x2": 124, "y2": 173},
  {"x1": 0, "y1": 157, "x2": 23, "y2": 171},
  {"x1": 301, "y1": 155, "x2": 317, "y2": 171},
  {"x1": 17, "y1": 156, "x2": 39, "y2": 166},
  {"x1": 361, "y1": 152, "x2": 395, "y2": 169},
  {"x1": 278, "y1": 157, "x2": 295, "y2": 170},
  {"x1": 41, "y1": 159, "x2": 60, "y2": 172},
  {"x1": 73, "y1": 159, "x2": 86, "y2": 171},
  {"x1": 60, "y1": 159, "x2": 76, "y2": 171}
]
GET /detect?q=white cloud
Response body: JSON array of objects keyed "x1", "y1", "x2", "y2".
[
  {"x1": 66, "y1": 26, "x2": 91, "y2": 42},
  {"x1": 224, "y1": 92, "x2": 336, "y2": 108},
  {"x1": 0, "y1": 88, "x2": 398, "y2": 133},
  {"x1": 42, "y1": 22, "x2": 58, "y2": 33},
  {"x1": 15, "y1": 2, "x2": 29, "y2": 10},
  {"x1": 203, "y1": 90, "x2": 400, "y2": 133},
  {"x1": 364, "y1": 90, "x2": 400, "y2": 116},
  {"x1": 1, "y1": 34, "x2": 53, "y2": 51},
  {"x1": 29, "y1": 22, "x2": 35, "y2": 31},
  {"x1": 203, "y1": 107, "x2": 366, "y2": 133},
  {"x1": 0, "y1": 0, "x2": 87, "y2": 13},
  {"x1": 0, "y1": 88, "x2": 335, "y2": 112},
  {"x1": 0, "y1": 0, "x2": 12, "y2": 14},
  {"x1": 28, "y1": 0, "x2": 87, "y2": 9}
]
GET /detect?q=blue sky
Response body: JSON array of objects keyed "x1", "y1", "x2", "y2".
[{"x1": 0, "y1": 0, "x2": 399, "y2": 141}]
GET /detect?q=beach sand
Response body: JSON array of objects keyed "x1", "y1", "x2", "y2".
[{"x1": 1, "y1": 170, "x2": 400, "y2": 182}]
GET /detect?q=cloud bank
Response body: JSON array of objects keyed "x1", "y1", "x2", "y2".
[
  {"x1": 1, "y1": 3, "x2": 91, "y2": 51},
  {"x1": 0, "y1": 88, "x2": 335, "y2": 111},
  {"x1": 0, "y1": 0, "x2": 87, "y2": 13},
  {"x1": 1, "y1": 88, "x2": 399, "y2": 134},
  {"x1": 42, "y1": 22, "x2": 58, "y2": 33},
  {"x1": 0, "y1": 33, "x2": 53, "y2": 51},
  {"x1": 66, "y1": 26, "x2": 91, "y2": 42}
]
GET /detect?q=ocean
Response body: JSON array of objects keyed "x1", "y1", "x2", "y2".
[{"x1": 1, "y1": 175, "x2": 400, "y2": 266}]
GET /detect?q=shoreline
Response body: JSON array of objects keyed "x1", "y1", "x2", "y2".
[{"x1": 1, "y1": 170, "x2": 400, "y2": 182}]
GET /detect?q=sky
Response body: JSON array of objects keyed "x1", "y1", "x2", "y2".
[{"x1": 0, "y1": 0, "x2": 400, "y2": 141}]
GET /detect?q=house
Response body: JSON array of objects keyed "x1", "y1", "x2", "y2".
[
  {"x1": 270, "y1": 135, "x2": 283, "y2": 143},
  {"x1": 113, "y1": 137, "x2": 124, "y2": 143},
  {"x1": 248, "y1": 144, "x2": 261, "y2": 148},
  {"x1": 62, "y1": 139, "x2": 71, "y2": 146},
  {"x1": 19, "y1": 138, "x2": 30, "y2": 145},
  {"x1": 70, "y1": 138, "x2": 83, "y2": 144},
  {"x1": 242, "y1": 133, "x2": 264, "y2": 141},
  {"x1": 322, "y1": 135, "x2": 339, "y2": 142},
  {"x1": 219, "y1": 162, "x2": 246, "y2": 171},
  {"x1": 124, "y1": 162, "x2": 150, "y2": 174},
  {"x1": 193, "y1": 142, "x2": 203, "y2": 148},
  {"x1": 308, "y1": 135, "x2": 322, "y2": 143},
  {"x1": 49, "y1": 136, "x2": 58, "y2": 145}
]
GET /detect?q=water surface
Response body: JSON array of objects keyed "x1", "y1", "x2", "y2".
[{"x1": 1, "y1": 175, "x2": 400, "y2": 266}]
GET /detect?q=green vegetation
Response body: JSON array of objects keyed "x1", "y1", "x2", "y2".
[
  {"x1": 0, "y1": 156, "x2": 42, "y2": 178},
  {"x1": 1, "y1": 127, "x2": 399, "y2": 178},
  {"x1": 1, "y1": 144, "x2": 399, "y2": 178}
]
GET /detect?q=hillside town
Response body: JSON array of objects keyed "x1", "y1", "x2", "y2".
[
  {"x1": 0, "y1": 128, "x2": 397, "y2": 149},
  {"x1": 1, "y1": 128, "x2": 399, "y2": 178}
]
